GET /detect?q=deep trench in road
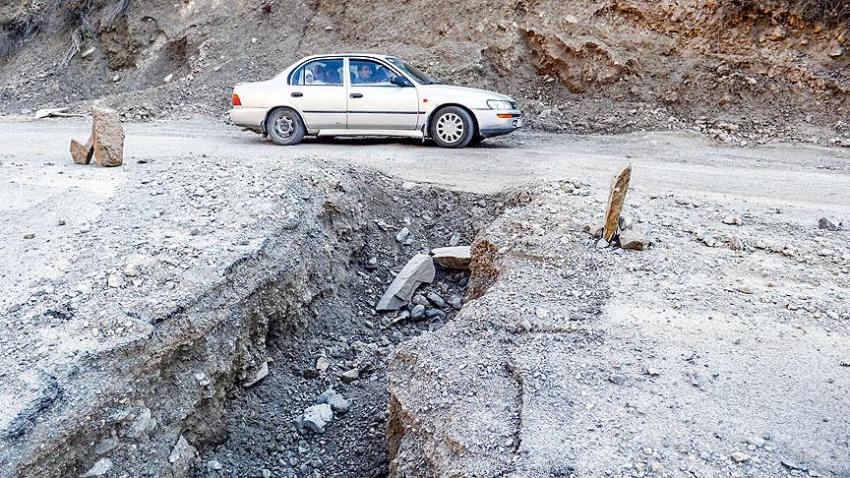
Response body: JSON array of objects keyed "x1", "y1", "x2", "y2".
[
  {"x1": 3, "y1": 165, "x2": 518, "y2": 478},
  {"x1": 182, "y1": 186, "x2": 508, "y2": 478}
]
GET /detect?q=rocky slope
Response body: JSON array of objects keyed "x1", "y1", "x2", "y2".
[{"x1": 1, "y1": 0, "x2": 849, "y2": 143}]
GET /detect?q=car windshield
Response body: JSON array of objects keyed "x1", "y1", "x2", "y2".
[{"x1": 386, "y1": 58, "x2": 439, "y2": 85}]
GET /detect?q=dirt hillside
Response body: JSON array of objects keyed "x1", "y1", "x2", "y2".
[{"x1": 1, "y1": 0, "x2": 848, "y2": 142}]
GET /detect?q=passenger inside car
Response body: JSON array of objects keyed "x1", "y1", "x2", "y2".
[{"x1": 302, "y1": 60, "x2": 343, "y2": 85}]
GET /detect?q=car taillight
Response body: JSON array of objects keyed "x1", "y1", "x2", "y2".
[{"x1": 232, "y1": 93, "x2": 241, "y2": 106}]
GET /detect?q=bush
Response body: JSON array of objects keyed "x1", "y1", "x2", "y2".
[
  {"x1": 789, "y1": 0, "x2": 850, "y2": 26},
  {"x1": 0, "y1": 0, "x2": 127, "y2": 59},
  {"x1": 732, "y1": 0, "x2": 850, "y2": 28}
]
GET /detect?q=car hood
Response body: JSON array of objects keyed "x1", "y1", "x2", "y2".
[{"x1": 418, "y1": 84, "x2": 515, "y2": 102}]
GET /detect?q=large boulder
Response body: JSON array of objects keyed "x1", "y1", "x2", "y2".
[{"x1": 91, "y1": 105, "x2": 124, "y2": 167}]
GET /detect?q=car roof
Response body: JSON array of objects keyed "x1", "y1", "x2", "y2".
[
  {"x1": 299, "y1": 53, "x2": 396, "y2": 61},
  {"x1": 275, "y1": 53, "x2": 403, "y2": 80}
]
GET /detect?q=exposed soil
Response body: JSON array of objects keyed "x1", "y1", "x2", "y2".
[
  {"x1": 0, "y1": 133, "x2": 502, "y2": 478},
  {"x1": 1, "y1": 0, "x2": 849, "y2": 145},
  {"x1": 192, "y1": 264, "x2": 471, "y2": 478}
]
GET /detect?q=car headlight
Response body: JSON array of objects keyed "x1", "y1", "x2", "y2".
[{"x1": 487, "y1": 100, "x2": 514, "y2": 110}]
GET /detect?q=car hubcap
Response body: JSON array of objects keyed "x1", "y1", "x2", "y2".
[
  {"x1": 274, "y1": 114, "x2": 295, "y2": 139},
  {"x1": 436, "y1": 113, "x2": 464, "y2": 144}
]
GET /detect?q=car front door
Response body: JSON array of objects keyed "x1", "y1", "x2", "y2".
[
  {"x1": 346, "y1": 58, "x2": 420, "y2": 131},
  {"x1": 288, "y1": 58, "x2": 347, "y2": 130}
]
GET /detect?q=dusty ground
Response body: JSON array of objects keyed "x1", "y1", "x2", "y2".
[
  {"x1": 390, "y1": 182, "x2": 850, "y2": 477},
  {"x1": 0, "y1": 117, "x2": 848, "y2": 477}
]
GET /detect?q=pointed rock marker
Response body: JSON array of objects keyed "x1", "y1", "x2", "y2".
[{"x1": 603, "y1": 164, "x2": 632, "y2": 242}]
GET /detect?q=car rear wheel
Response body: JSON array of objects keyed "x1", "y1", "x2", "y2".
[
  {"x1": 267, "y1": 108, "x2": 305, "y2": 146},
  {"x1": 430, "y1": 106, "x2": 475, "y2": 148}
]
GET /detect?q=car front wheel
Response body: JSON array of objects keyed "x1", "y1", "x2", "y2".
[
  {"x1": 430, "y1": 106, "x2": 475, "y2": 148},
  {"x1": 267, "y1": 108, "x2": 305, "y2": 146}
]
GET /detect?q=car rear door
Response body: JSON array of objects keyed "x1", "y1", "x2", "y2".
[
  {"x1": 288, "y1": 57, "x2": 347, "y2": 130},
  {"x1": 346, "y1": 58, "x2": 420, "y2": 131}
]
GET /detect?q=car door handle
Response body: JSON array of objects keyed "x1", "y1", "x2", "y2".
[
  {"x1": 291, "y1": 92, "x2": 303, "y2": 97},
  {"x1": 350, "y1": 93, "x2": 363, "y2": 99}
]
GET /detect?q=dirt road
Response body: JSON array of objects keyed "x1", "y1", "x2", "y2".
[
  {"x1": 2, "y1": 115, "x2": 848, "y2": 336},
  {"x1": 2, "y1": 116, "x2": 848, "y2": 213},
  {"x1": 2, "y1": 116, "x2": 849, "y2": 477}
]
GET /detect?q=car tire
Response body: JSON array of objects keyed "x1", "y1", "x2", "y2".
[
  {"x1": 267, "y1": 108, "x2": 305, "y2": 146},
  {"x1": 430, "y1": 106, "x2": 475, "y2": 148}
]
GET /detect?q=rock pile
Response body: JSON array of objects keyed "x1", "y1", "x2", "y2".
[
  {"x1": 376, "y1": 254, "x2": 436, "y2": 311},
  {"x1": 69, "y1": 105, "x2": 125, "y2": 167},
  {"x1": 376, "y1": 245, "x2": 474, "y2": 312},
  {"x1": 300, "y1": 388, "x2": 351, "y2": 434}
]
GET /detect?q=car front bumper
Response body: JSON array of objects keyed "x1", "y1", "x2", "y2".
[
  {"x1": 229, "y1": 107, "x2": 268, "y2": 132},
  {"x1": 474, "y1": 109, "x2": 523, "y2": 138}
]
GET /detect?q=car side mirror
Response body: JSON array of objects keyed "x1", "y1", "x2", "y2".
[{"x1": 391, "y1": 76, "x2": 413, "y2": 87}]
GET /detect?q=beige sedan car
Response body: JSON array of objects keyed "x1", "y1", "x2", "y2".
[{"x1": 229, "y1": 53, "x2": 523, "y2": 148}]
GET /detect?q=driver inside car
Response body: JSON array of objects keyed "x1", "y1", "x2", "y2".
[{"x1": 353, "y1": 64, "x2": 374, "y2": 84}]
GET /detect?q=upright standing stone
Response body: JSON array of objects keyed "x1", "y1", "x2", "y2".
[
  {"x1": 603, "y1": 164, "x2": 632, "y2": 242},
  {"x1": 91, "y1": 105, "x2": 124, "y2": 167}
]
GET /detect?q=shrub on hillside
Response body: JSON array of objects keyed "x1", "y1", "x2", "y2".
[
  {"x1": 0, "y1": 0, "x2": 127, "y2": 59},
  {"x1": 732, "y1": 0, "x2": 850, "y2": 28}
]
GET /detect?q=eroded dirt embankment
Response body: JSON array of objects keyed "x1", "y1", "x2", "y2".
[
  {"x1": 1, "y1": 0, "x2": 848, "y2": 142},
  {"x1": 0, "y1": 156, "x2": 503, "y2": 478}
]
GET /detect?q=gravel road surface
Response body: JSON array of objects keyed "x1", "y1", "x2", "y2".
[{"x1": 2, "y1": 116, "x2": 848, "y2": 210}]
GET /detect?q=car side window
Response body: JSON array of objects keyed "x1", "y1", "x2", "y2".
[
  {"x1": 293, "y1": 59, "x2": 343, "y2": 86},
  {"x1": 349, "y1": 59, "x2": 396, "y2": 86},
  {"x1": 290, "y1": 66, "x2": 304, "y2": 86}
]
